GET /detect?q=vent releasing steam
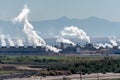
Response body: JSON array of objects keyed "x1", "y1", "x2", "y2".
[
  {"x1": 56, "y1": 37, "x2": 76, "y2": 46},
  {"x1": 13, "y1": 5, "x2": 60, "y2": 53},
  {"x1": 14, "y1": 5, "x2": 46, "y2": 46},
  {"x1": 0, "y1": 35, "x2": 6, "y2": 47}
]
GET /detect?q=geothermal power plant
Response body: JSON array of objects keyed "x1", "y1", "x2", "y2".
[
  {"x1": 0, "y1": 5, "x2": 120, "y2": 55},
  {"x1": 0, "y1": 37, "x2": 120, "y2": 55}
]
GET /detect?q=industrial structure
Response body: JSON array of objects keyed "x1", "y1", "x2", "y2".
[{"x1": 0, "y1": 41, "x2": 119, "y2": 55}]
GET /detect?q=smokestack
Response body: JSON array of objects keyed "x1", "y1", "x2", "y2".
[{"x1": 60, "y1": 42, "x2": 64, "y2": 49}]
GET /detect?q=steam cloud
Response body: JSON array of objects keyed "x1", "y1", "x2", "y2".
[
  {"x1": 61, "y1": 26, "x2": 90, "y2": 43},
  {"x1": 94, "y1": 43, "x2": 113, "y2": 49},
  {"x1": 56, "y1": 37, "x2": 76, "y2": 46},
  {"x1": 7, "y1": 37, "x2": 15, "y2": 46},
  {"x1": 110, "y1": 37, "x2": 118, "y2": 46},
  {"x1": 94, "y1": 37, "x2": 119, "y2": 49},
  {"x1": 16, "y1": 39, "x2": 24, "y2": 46},
  {"x1": 0, "y1": 35, "x2": 6, "y2": 46},
  {"x1": 13, "y1": 5, "x2": 60, "y2": 53},
  {"x1": 14, "y1": 5, "x2": 46, "y2": 46},
  {"x1": 46, "y1": 45, "x2": 61, "y2": 53},
  {"x1": 14, "y1": 5, "x2": 29, "y2": 22}
]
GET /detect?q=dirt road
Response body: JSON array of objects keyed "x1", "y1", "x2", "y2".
[{"x1": 7, "y1": 73, "x2": 120, "y2": 80}]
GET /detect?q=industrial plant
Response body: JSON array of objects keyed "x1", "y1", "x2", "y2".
[
  {"x1": 0, "y1": 37, "x2": 119, "y2": 55},
  {"x1": 0, "y1": 5, "x2": 119, "y2": 55}
]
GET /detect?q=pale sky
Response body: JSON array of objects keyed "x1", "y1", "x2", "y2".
[{"x1": 0, "y1": 0, "x2": 120, "y2": 21}]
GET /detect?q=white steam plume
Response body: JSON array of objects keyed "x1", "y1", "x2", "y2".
[
  {"x1": 46, "y1": 45, "x2": 61, "y2": 53},
  {"x1": 94, "y1": 43, "x2": 106, "y2": 49},
  {"x1": 0, "y1": 35, "x2": 6, "y2": 47},
  {"x1": 109, "y1": 37, "x2": 118, "y2": 46},
  {"x1": 94, "y1": 43, "x2": 113, "y2": 49},
  {"x1": 56, "y1": 37, "x2": 76, "y2": 46},
  {"x1": 13, "y1": 5, "x2": 60, "y2": 52},
  {"x1": 61, "y1": 26, "x2": 90, "y2": 43},
  {"x1": 14, "y1": 5, "x2": 29, "y2": 22},
  {"x1": 105, "y1": 43, "x2": 113, "y2": 48},
  {"x1": 16, "y1": 39, "x2": 24, "y2": 46},
  {"x1": 94, "y1": 37, "x2": 118, "y2": 49},
  {"x1": 7, "y1": 37, "x2": 15, "y2": 46},
  {"x1": 14, "y1": 5, "x2": 45, "y2": 46}
]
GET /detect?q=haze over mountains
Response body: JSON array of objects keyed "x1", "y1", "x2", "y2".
[{"x1": 0, "y1": 16, "x2": 120, "y2": 39}]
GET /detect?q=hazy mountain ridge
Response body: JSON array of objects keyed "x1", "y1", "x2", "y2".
[
  {"x1": 29, "y1": 16, "x2": 120, "y2": 38},
  {"x1": 0, "y1": 16, "x2": 120, "y2": 38}
]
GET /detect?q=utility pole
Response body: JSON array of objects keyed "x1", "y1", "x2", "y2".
[
  {"x1": 77, "y1": 71, "x2": 82, "y2": 80},
  {"x1": 80, "y1": 72, "x2": 82, "y2": 80},
  {"x1": 97, "y1": 72, "x2": 99, "y2": 80},
  {"x1": 40, "y1": 76, "x2": 42, "y2": 80}
]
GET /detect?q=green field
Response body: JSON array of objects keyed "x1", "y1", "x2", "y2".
[
  {"x1": 1, "y1": 54, "x2": 119, "y2": 62},
  {"x1": 0, "y1": 54, "x2": 120, "y2": 76},
  {"x1": 0, "y1": 70, "x2": 19, "y2": 75}
]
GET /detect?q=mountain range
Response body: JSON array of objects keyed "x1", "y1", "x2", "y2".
[{"x1": 0, "y1": 16, "x2": 120, "y2": 39}]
